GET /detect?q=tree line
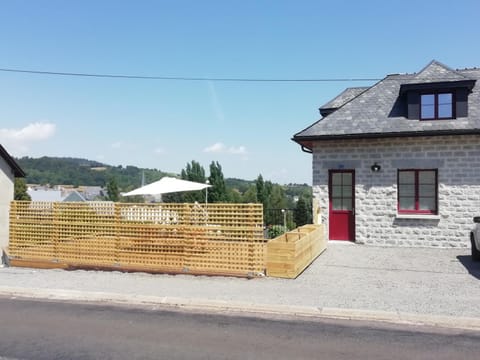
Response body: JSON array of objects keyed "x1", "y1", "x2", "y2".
[{"x1": 15, "y1": 157, "x2": 313, "y2": 230}]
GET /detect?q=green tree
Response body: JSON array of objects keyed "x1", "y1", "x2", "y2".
[
  {"x1": 106, "y1": 177, "x2": 120, "y2": 202},
  {"x1": 14, "y1": 178, "x2": 31, "y2": 201},
  {"x1": 269, "y1": 185, "x2": 287, "y2": 210},
  {"x1": 264, "y1": 184, "x2": 288, "y2": 226},
  {"x1": 242, "y1": 185, "x2": 257, "y2": 203},
  {"x1": 182, "y1": 160, "x2": 206, "y2": 182},
  {"x1": 293, "y1": 197, "x2": 310, "y2": 227},
  {"x1": 162, "y1": 191, "x2": 183, "y2": 203},
  {"x1": 255, "y1": 174, "x2": 268, "y2": 218},
  {"x1": 208, "y1": 161, "x2": 227, "y2": 203},
  {"x1": 121, "y1": 195, "x2": 145, "y2": 203},
  {"x1": 255, "y1": 175, "x2": 265, "y2": 204},
  {"x1": 180, "y1": 160, "x2": 206, "y2": 203},
  {"x1": 227, "y1": 188, "x2": 243, "y2": 203}
]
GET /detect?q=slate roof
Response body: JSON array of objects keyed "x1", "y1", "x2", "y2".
[
  {"x1": 0, "y1": 144, "x2": 25, "y2": 177},
  {"x1": 415, "y1": 61, "x2": 469, "y2": 82},
  {"x1": 63, "y1": 190, "x2": 86, "y2": 202},
  {"x1": 319, "y1": 87, "x2": 369, "y2": 116},
  {"x1": 293, "y1": 60, "x2": 480, "y2": 149},
  {"x1": 27, "y1": 189, "x2": 63, "y2": 202}
]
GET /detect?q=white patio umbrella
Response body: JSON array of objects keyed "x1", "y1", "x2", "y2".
[{"x1": 122, "y1": 176, "x2": 211, "y2": 196}]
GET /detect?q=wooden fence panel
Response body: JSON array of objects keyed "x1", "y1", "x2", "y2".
[
  {"x1": 8, "y1": 201, "x2": 265, "y2": 277},
  {"x1": 266, "y1": 224, "x2": 326, "y2": 278}
]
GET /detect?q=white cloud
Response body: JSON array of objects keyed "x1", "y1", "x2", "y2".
[
  {"x1": 154, "y1": 147, "x2": 165, "y2": 155},
  {"x1": 203, "y1": 142, "x2": 248, "y2": 159},
  {"x1": 204, "y1": 142, "x2": 227, "y2": 153},
  {"x1": 228, "y1": 146, "x2": 247, "y2": 155},
  {"x1": 0, "y1": 122, "x2": 55, "y2": 141},
  {"x1": 0, "y1": 122, "x2": 56, "y2": 155},
  {"x1": 111, "y1": 141, "x2": 122, "y2": 149}
]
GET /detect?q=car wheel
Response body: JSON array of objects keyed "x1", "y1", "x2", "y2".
[{"x1": 471, "y1": 234, "x2": 480, "y2": 261}]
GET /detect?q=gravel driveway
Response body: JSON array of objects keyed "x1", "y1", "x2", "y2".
[{"x1": 1, "y1": 243, "x2": 479, "y2": 318}]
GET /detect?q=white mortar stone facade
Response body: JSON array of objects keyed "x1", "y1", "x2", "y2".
[{"x1": 313, "y1": 134, "x2": 480, "y2": 248}]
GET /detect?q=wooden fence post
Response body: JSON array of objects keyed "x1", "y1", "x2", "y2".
[{"x1": 53, "y1": 202, "x2": 59, "y2": 261}]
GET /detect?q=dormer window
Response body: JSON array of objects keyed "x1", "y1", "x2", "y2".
[
  {"x1": 401, "y1": 79, "x2": 474, "y2": 120},
  {"x1": 420, "y1": 92, "x2": 453, "y2": 120}
]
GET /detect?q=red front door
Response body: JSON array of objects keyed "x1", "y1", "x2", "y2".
[{"x1": 329, "y1": 170, "x2": 355, "y2": 241}]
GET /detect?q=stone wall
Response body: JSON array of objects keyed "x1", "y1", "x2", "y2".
[{"x1": 312, "y1": 134, "x2": 480, "y2": 247}]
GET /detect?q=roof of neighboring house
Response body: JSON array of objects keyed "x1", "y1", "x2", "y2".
[
  {"x1": 62, "y1": 190, "x2": 86, "y2": 202},
  {"x1": 293, "y1": 60, "x2": 480, "y2": 149},
  {"x1": 0, "y1": 144, "x2": 25, "y2": 177},
  {"x1": 27, "y1": 189, "x2": 63, "y2": 202}
]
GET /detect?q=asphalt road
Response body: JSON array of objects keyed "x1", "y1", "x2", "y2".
[{"x1": 0, "y1": 298, "x2": 479, "y2": 360}]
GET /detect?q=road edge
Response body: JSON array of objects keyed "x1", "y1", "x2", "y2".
[{"x1": 1, "y1": 285, "x2": 479, "y2": 331}]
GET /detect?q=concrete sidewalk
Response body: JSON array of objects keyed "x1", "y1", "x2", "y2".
[{"x1": 1, "y1": 243, "x2": 480, "y2": 330}]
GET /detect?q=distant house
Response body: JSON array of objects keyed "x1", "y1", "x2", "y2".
[
  {"x1": 0, "y1": 144, "x2": 25, "y2": 253},
  {"x1": 27, "y1": 188, "x2": 63, "y2": 202},
  {"x1": 78, "y1": 186, "x2": 105, "y2": 200},
  {"x1": 27, "y1": 187, "x2": 87, "y2": 202},
  {"x1": 293, "y1": 60, "x2": 480, "y2": 248},
  {"x1": 62, "y1": 190, "x2": 86, "y2": 202}
]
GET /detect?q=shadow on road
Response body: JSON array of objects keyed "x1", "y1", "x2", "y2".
[{"x1": 457, "y1": 255, "x2": 480, "y2": 280}]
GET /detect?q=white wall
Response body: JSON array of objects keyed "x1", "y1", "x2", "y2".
[
  {"x1": 312, "y1": 135, "x2": 480, "y2": 247},
  {"x1": 0, "y1": 157, "x2": 15, "y2": 250}
]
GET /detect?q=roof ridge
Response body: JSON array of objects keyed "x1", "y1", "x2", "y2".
[
  {"x1": 457, "y1": 66, "x2": 480, "y2": 71},
  {"x1": 415, "y1": 59, "x2": 469, "y2": 80}
]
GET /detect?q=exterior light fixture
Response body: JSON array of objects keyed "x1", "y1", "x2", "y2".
[{"x1": 371, "y1": 162, "x2": 381, "y2": 172}]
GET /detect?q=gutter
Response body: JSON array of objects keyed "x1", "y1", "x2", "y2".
[
  {"x1": 293, "y1": 128, "x2": 480, "y2": 143},
  {"x1": 300, "y1": 145, "x2": 312, "y2": 154}
]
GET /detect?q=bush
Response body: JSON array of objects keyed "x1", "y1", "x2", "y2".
[{"x1": 267, "y1": 225, "x2": 286, "y2": 239}]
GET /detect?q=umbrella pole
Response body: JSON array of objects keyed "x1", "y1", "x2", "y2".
[{"x1": 205, "y1": 180, "x2": 209, "y2": 225}]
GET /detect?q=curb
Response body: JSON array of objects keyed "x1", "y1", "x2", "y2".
[{"x1": 1, "y1": 286, "x2": 480, "y2": 331}]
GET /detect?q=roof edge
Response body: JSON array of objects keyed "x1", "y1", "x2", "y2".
[
  {"x1": 293, "y1": 129, "x2": 480, "y2": 143},
  {"x1": 319, "y1": 86, "x2": 371, "y2": 110},
  {"x1": 415, "y1": 59, "x2": 470, "y2": 80},
  {"x1": 0, "y1": 145, "x2": 26, "y2": 177},
  {"x1": 399, "y1": 79, "x2": 476, "y2": 94}
]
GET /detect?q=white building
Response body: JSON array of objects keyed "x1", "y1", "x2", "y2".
[{"x1": 0, "y1": 145, "x2": 25, "y2": 255}]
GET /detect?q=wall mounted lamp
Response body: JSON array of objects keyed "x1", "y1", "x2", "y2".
[{"x1": 370, "y1": 162, "x2": 381, "y2": 172}]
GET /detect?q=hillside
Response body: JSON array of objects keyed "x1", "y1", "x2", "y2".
[
  {"x1": 15, "y1": 156, "x2": 311, "y2": 202},
  {"x1": 16, "y1": 156, "x2": 171, "y2": 192}
]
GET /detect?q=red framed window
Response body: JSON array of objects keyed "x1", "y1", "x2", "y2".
[
  {"x1": 398, "y1": 170, "x2": 438, "y2": 214},
  {"x1": 420, "y1": 92, "x2": 454, "y2": 120}
]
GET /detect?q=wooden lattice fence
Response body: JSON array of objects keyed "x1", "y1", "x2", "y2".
[{"x1": 8, "y1": 201, "x2": 266, "y2": 277}]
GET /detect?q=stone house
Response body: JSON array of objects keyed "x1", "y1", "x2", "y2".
[
  {"x1": 0, "y1": 144, "x2": 25, "y2": 253},
  {"x1": 293, "y1": 60, "x2": 480, "y2": 247}
]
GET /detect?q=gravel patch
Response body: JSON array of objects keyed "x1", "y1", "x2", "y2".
[{"x1": 1, "y1": 243, "x2": 479, "y2": 318}]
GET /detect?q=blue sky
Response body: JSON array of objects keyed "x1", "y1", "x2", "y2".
[{"x1": 0, "y1": 0, "x2": 479, "y2": 184}]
